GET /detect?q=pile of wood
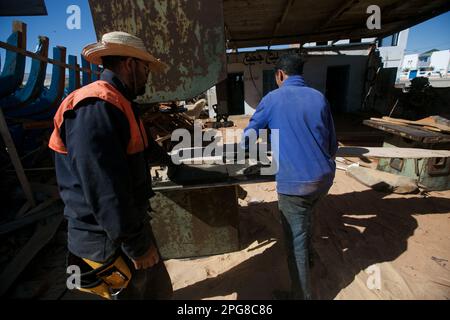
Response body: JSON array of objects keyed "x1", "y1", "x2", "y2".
[
  {"x1": 370, "y1": 116, "x2": 450, "y2": 134},
  {"x1": 141, "y1": 106, "x2": 199, "y2": 150}
]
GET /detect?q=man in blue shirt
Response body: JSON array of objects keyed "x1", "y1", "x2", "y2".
[{"x1": 243, "y1": 54, "x2": 338, "y2": 299}]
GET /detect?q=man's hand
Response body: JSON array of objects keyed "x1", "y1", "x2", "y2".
[{"x1": 131, "y1": 244, "x2": 160, "y2": 270}]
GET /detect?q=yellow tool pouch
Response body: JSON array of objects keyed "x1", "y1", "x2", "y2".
[{"x1": 75, "y1": 253, "x2": 132, "y2": 300}]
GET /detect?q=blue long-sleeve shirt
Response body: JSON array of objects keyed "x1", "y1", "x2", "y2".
[{"x1": 244, "y1": 75, "x2": 338, "y2": 196}]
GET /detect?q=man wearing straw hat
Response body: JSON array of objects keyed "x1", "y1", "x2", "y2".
[{"x1": 49, "y1": 32, "x2": 174, "y2": 299}]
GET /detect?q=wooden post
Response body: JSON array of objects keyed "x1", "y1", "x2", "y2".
[
  {"x1": 12, "y1": 21, "x2": 27, "y2": 49},
  {"x1": 0, "y1": 108, "x2": 36, "y2": 207}
]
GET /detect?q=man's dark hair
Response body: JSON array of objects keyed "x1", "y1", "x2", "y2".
[
  {"x1": 101, "y1": 55, "x2": 128, "y2": 70},
  {"x1": 275, "y1": 54, "x2": 304, "y2": 75}
]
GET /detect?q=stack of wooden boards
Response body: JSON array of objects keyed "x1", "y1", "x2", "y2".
[
  {"x1": 141, "y1": 107, "x2": 197, "y2": 147},
  {"x1": 369, "y1": 116, "x2": 450, "y2": 134}
]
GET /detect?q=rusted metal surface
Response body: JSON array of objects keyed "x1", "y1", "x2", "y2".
[
  {"x1": 88, "y1": 0, "x2": 227, "y2": 103},
  {"x1": 150, "y1": 185, "x2": 239, "y2": 259},
  {"x1": 376, "y1": 136, "x2": 450, "y2": 191}
]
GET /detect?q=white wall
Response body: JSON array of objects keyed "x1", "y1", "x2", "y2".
[
  {"x1": 430, "y1": 50, "x2": 450, "y2": 76},
  {"x1": 206, "y1": 86, "x2": 217, "y2": 118},
  {"x1": 303, "y1": 55, "x2": 368, "y2": 113},
  {"x1": 377, "y1": 29, "x2": 409, "y2": 79},
  {"x1": 402, "y1": 54, "x2": 419, "y2": 70}
]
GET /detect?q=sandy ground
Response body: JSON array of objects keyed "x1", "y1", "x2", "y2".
[
  {"x1": 6, "y1": 115, "x2": 450, "y2": 300},
  {"x1": 166, "y1": 171, "x2": 450, "y2": 300},
  {"x1": 10, "y1": 171, "x2": 450, "y2": 300},
  {"x1": 162, "y1": 115, "x2": 450, "y2": 300}
]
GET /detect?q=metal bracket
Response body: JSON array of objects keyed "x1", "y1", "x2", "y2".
[{"x1": 427, "y1": 157, "x2": 450, "y2": 176}]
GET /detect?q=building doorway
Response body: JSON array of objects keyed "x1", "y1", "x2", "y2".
[
  {"x1": 326, "y1": 65, "x2": 350, "y2": 113},
  {"x1": 227, "y1": 72, "x2": 245, "y2": 115},
  {"x1": 263, "y1": 69, "x2": 277, "y2": 96}
]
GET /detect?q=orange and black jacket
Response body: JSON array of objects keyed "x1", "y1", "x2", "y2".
[{"x1": 49, "y1": 69, "x2": 170, "y2": 262}]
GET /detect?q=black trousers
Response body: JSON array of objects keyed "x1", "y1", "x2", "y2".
[{"x1": 114, "y1": 254, "x2": 173, "y2": 300}]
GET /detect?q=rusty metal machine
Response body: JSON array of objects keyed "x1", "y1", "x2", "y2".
[
  {"x1": 148, "y1": 143, "x2": 274, "y2": 259},
  {"x1": 364, "y1": 119, "x2": 450, "y2": 191}
]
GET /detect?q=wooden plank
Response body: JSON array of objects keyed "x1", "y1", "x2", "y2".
[
  {"x1": 0, "y1": 36, "x2": 49, "y2": 110},
  {"x1": 0, "y1": 108, "x2": 36, "y2": 207},
  {"x1": 18, "y1": 198, "x2": 58, "y2": 218},
  {"x1": 0, "y1": 24, "x2": 26, "y2": 97},
  {"x1": 0, "y1": 202, "x2": 62, "y2": 235},
  {"x1": 365, "y1": 119, "x2": 437, "y2": 139},
  {"x1": 12, "y1": 21, "x2": 26, "y2": 49},
  {"x1": 16, "y1": 202, "x2": 31, "y2": 217},
  {"x1": 0, "y1": 213, "x2": 63, "y2": 296},
  {"x1": 336, "y1": 146, "x2": 450, "y2": 159},
  {"x1": 30, "y1": 183, "x2": 60, "y2": 198},
  {"x1": 363, "y1": 120, "x2": 450, "y2": 144},
  {"x1": 381, "y1": 116, "x2": 450, "y2": 133},
  {"x1": 66, "y1": 55, "x2": 81, "y2": 94},
  {"x1": 0, "y1": 40, "x2": 100, "y2": 75}
]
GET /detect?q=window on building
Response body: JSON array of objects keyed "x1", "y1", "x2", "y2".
[{"x1": 378, "y1": 33, "x2": 399, "y2": 47}]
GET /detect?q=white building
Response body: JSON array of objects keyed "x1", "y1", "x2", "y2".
[
  {"x1": 207, "y1": 30, "x2": 410, "y2": 116},
  {"x1": 430, "y1": 50, "x2": 450, "y2": 77},
  {"x1": 302, "y1": 29, "x2": 409, "y2": 79},
  {"x1": 377, "y1": 30, "x2": 410, "y2": 71},
  {"x1": 401, "y1": 53, "x2": 419, "y2": 71},
  {"x1": 399, "y1": 49, "x2": 450, "y2": 81},
  {"x1": 207, "y1": 43, "x2": 377, "y2": 117}
]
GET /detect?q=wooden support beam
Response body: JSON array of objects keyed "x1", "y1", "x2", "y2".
[
  {"x1": 268, "y1": 0, "x2": 296, "y2": 49},
  {"x1": 0, "y1": 202, "x2": 62, "y2": 236},
  {"x1": 336, "y1": 146, "x2": 450, "y2": 159},
  {"x1": 0, "y1": 108, "x2": 36, "y2": 208},
  {"x1": 0, "y1": 213, "x2": 63, "y2": 296},
  {"x1": 0, "y1": 22, "x2": 27, "y2": 97},
  {"x1": 0, "y1": 41, "x2": 101, "y2": 75},
  {"x1": 319, "y1": 0, "x2": 359, "y2": 31},
  {"x1": 12, "y1": 21, "x2": 27, "y2": 49},
  {"x1": 81, "y1": 55, "x2": 92, "y2": 86},
  {"x1": 0, "y1": 36, "x2": 49, "y2": 110}
]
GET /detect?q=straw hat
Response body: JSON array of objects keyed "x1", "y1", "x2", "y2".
[{"x1": 82, "y1": 31, "x2": 167, "y2": 72}]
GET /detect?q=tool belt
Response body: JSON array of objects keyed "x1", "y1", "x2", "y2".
[{"x1": 67, "y1": 251, "x2": 132, "y2": 300}]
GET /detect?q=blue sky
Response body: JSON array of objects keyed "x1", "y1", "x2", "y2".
[
  {"x1": 0, "y1": 1, "x2": 449, "y2": 72},
  {"x1": 405, "y1": 11, "x2": 450, "y2": 53},
  {"x1": 0, "y1": 0, "x2": 96, "y2": 72}
]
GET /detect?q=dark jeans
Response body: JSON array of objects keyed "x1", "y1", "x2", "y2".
[{"x1": 278, "y1": 192, "x2": 323, "y2": 300}]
